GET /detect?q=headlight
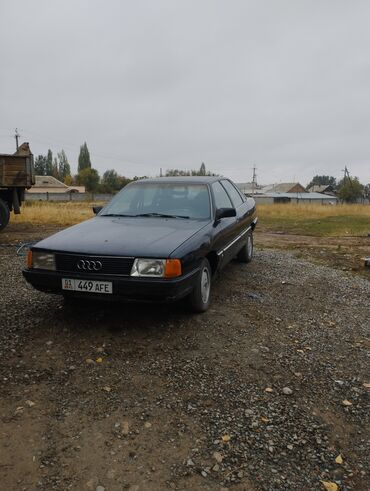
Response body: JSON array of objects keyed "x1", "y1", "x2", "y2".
[
  {"x1": 131, "y1": 259, "x2": 165, "y2": 277},
  {"x1": 31, "y1": 251, "x2": 56, "y2": 271},
  {"x1": 131, "y1": 258, "x2": 182, "y2": 278}
]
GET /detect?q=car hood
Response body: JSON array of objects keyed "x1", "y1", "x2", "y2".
[{"x1": 34, "y1": 216, "x2": 210, "y2": 257}]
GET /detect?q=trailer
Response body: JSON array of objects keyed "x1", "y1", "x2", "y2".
[{"x1": 0, "y1": 142, "x2": 35, "y2": 231}]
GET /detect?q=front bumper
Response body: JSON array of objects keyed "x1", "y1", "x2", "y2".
[{"x1": 22, "y1": 268, "x2": 199, "y2": 303}]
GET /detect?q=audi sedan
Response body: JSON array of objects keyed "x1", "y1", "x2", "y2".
[{"x1": 23, "y1": 177, "x2": 257, "y2": 312}]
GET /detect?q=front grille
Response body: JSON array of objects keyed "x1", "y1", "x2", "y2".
[{"x1": 55, "y1": 253, "x2": 135, "y2": 276}]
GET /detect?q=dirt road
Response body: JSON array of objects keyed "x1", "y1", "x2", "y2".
[{"x1": 0, "y1": 226, "x2": 369, "y2": 490}]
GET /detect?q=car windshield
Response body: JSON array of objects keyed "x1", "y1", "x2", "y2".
[{"x1": 100, "y1": 182, "x2": 211, "y2": 220}]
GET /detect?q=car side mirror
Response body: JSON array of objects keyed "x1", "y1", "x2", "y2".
[
  {"x1": 215, "y1": 207, "x2": 236, "y2": 220},
  {"x1": 92, "y1": 206, "x2": 102, "y2": 215}
]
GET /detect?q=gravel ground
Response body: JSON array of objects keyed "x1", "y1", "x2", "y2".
[{"x1": 0, "y1": 242, "x2": 369, "y2": 491}]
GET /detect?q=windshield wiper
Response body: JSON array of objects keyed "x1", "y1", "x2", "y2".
[
  {"x1": 100, "y1": 213, "x2": 134, "y2": 217},
  {"x1": 135, "y1": 212, "x2": 190, "y2": 219}
]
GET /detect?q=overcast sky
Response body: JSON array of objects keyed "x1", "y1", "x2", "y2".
[{"x1": 1, "y1": 0, "x2": 369, "y2": 185}]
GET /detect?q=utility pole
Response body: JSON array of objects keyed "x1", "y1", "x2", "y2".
[
  {"x1": 251, "y1": 165, "x2": 257, "y2": 196},
  {"x1": 343, "y1": 165, "x2": 353, "y2": 186},
  {"x1": 15, "y1": 128, "x2": 20, "y2": 151},
  {"x1": 160, "y1": 167, "x2": 163, "y2": 177}
]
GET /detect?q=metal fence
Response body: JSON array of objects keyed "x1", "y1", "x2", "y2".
[{"x1": 25, "y1": 192, "x2": 113, "y2": 202}]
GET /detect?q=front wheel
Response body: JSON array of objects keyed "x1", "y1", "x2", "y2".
[
  {"x1": 188, "y1": 258, "x2": 212, "y2": 313},
  {"x1": 0, "y1": 198, "x2": 10, "y2": 232},
  {"x1": 237, "y1": 230, "x2": 253, "y2": 263}
]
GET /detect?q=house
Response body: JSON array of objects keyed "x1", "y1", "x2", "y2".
[
  {"x1": 261, "y1": 182, "x2": 307, "y2": 194},
  {"x1": 236, "y1": 182, "x2": 263, "y2": 194},
  {"x1": 27, "y1": 176, "x2": 85, "y2": 193},
  {"x1": 307, "y1": 184, "x2": 336, "y2": 195},
  {"x1": 254, "y1": 192, "x2": 338, "y2": 205}
]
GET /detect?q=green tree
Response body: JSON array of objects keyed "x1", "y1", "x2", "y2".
[
  {"x1": 307, "y1": 175, "x2": 336, "y2": 189},
  {"x1": 57, "y1": 150, "x2": 71, "y2": 181},
  {"x1": 45, "y1": 149, "x2": 53, "y2": 176},
  {"x1": 76, "y1": 167, "x2": 100, "y2": 192},
  {"x1": 101, "y1": 169, "x2": 121, "y2": 193},
  {"x1": 34, "y1": 154, "x2": 47, "y2": 175},
  {"x1": 199, "y1": 162, "x2": 206, "y2": 176},
  {"x1": 52, "y1": 157, "x2": 59, "y2": 179},
  {"x1": 337, "y1": 177, "x2": 364, "y2": 203},
  {"x1": 165, "y1": 166, "x2": 216, "y2": 177},
  {"x1": 78, "y1": 142, "x2": 91, "y2": 172},
  {"x1": 364, "y1": 183, "x2": 370, "y2": 200}
]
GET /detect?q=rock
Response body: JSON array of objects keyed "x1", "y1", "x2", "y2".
[
  {"x1": 144, "y1": 422, "x2": 152, "y2": 428},
  {"x1": 96, "y1": 486, "x2": 105, "y2": 491},
  {"x1": 201, "y1": 470, "x2": 208, "y2": 478},
  {"x1": 342, "y1": 399, "x2": 352, "y2": 406},
  {"x1": 212, "y1": 463, "x2": 220, "y2": 472},
  {"x1": 25, "y1": 400, "x2": 36, "y2": 407},
  {"x1": 186, "y1": 458, "x2": 195, "y2": 467},
  {"x1": 265, "y1": 387, "x2": 274, "y2": 393},
  {"x1": 213, "y1": 451, "x2": 223, "y2": 463},
  {"x1": 282, "y1": 387, "x2": 293, "y2": 395},
  {"x1": 122, "y1": 421, "x2": 129, "y2": 435}
]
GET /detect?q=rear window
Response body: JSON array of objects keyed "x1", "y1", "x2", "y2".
[
  {"x1": 212, "y1": 181, "x2": 233, "y2": 208},
  {"x1": 221, "y1": 180, "x2": 244, "y2": 207}
]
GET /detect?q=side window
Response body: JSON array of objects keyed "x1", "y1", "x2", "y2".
[
  {"x1": 212, "y1": 181, "x2": 233, "y2": 209},
  {"x1": 221, "y1": 180, "x2": 243, "y2": 208}
]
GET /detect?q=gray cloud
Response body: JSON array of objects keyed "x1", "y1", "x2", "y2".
[{"x1": 1, "y1": 0, "x2": 369, "y2": 185}]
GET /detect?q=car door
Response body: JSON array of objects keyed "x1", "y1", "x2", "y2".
[
  {"x1": 210, "y1": 181, "x2": 239, "y2": 267},
  {"x1": 220, "y1": 179, "x2": 250, "y2": 257}
]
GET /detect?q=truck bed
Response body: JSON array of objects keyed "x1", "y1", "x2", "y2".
[{"x1": 0, "y1": 154, "x2": 35, "y2": 188}]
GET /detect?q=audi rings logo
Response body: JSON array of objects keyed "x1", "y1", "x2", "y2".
[{"x1": 77, "y1": 259, "x2": 103, "y2": 271}]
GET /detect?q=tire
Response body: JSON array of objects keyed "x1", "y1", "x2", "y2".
[
  {"x1": 0, "y1": 198, "x2": 10, "y2": 232},
  {"x1": 237, "y1": 230, "x2": 253, "y2": 263},
  {"x1": 188, "y1": 258, "x2": 212, "y2": 313}
]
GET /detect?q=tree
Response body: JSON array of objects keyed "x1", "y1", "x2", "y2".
[
  {"x1": 337, "y1": 177, "x2": 364, "y2": 203},
  {"x1": 307, "y1": 175, "x2": 336, "y2": 189},
  {"x1": 101, "y1": 169, "x2": 121, "y2": 193},
  {"x1": 64, "y1": 175, "x2": 73, "y2": 186},
  {"x1": 57, "y1": 150, "x2": 71, "y2": 181},
  {"x1": 364, "y1": 183, "x2": 370, "y2": 200},
  {"x1": 76, "y1": 167, "x2": 100, "y2": 192},
  {"x1": 34, "y1": 155, "x2": 47, "y2": 175},
  {"x1": 165, "y1": 166, "x2": 216, "y2": 177},
  {"x1": 52, "y1": 157, "x2": 59, "y2": 179},
  {"x1": 78, "y1": 142, "x2": 91, "y2": 172},
  {"x1": 45, "y1": 149, "x2": 53, "y2": 176}
]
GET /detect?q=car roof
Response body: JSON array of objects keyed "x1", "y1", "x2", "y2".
[{"x1": 134, "y1": 176, "x2": 224, "y2": 185}]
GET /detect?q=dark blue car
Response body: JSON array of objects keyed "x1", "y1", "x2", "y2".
[{"x1": 23, "y1": 177, "x2": 257, "y2": 312}]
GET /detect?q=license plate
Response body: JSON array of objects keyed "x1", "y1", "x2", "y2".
[{"x1": 62, "y1": 278, "x2": 113, "y2": 294}]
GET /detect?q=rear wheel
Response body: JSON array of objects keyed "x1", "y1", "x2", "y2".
[
  {"x1": 0, "y1": 198, "x2": 10, "y2": 231},
  {"x1": 237, "y1": 230, "x2": 253, "y2": 263},
  {"x1": 188, "y1": 258, "x2": 212, "y2": 313}
]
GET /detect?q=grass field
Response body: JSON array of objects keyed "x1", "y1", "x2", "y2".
[
  {"x1": 12, "y1": 201, "x2": 370, "y2": 237},
  {"x1": 258, "y1": 203, "x2": 370, "y2": 236}
]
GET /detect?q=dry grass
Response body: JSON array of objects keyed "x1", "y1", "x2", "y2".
[
  {"x1": 258, "y1": 203, "x2": 370, "y2": 218},
  {"x1": 12, "y1": 201, "x2": 370, "y2": 237},
  {"x1": 258, "y1": 203, "x2": 370, "y2": 236},
  {"x1": 13, "y1": 201, "x2": 97, "y2": 226}
]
